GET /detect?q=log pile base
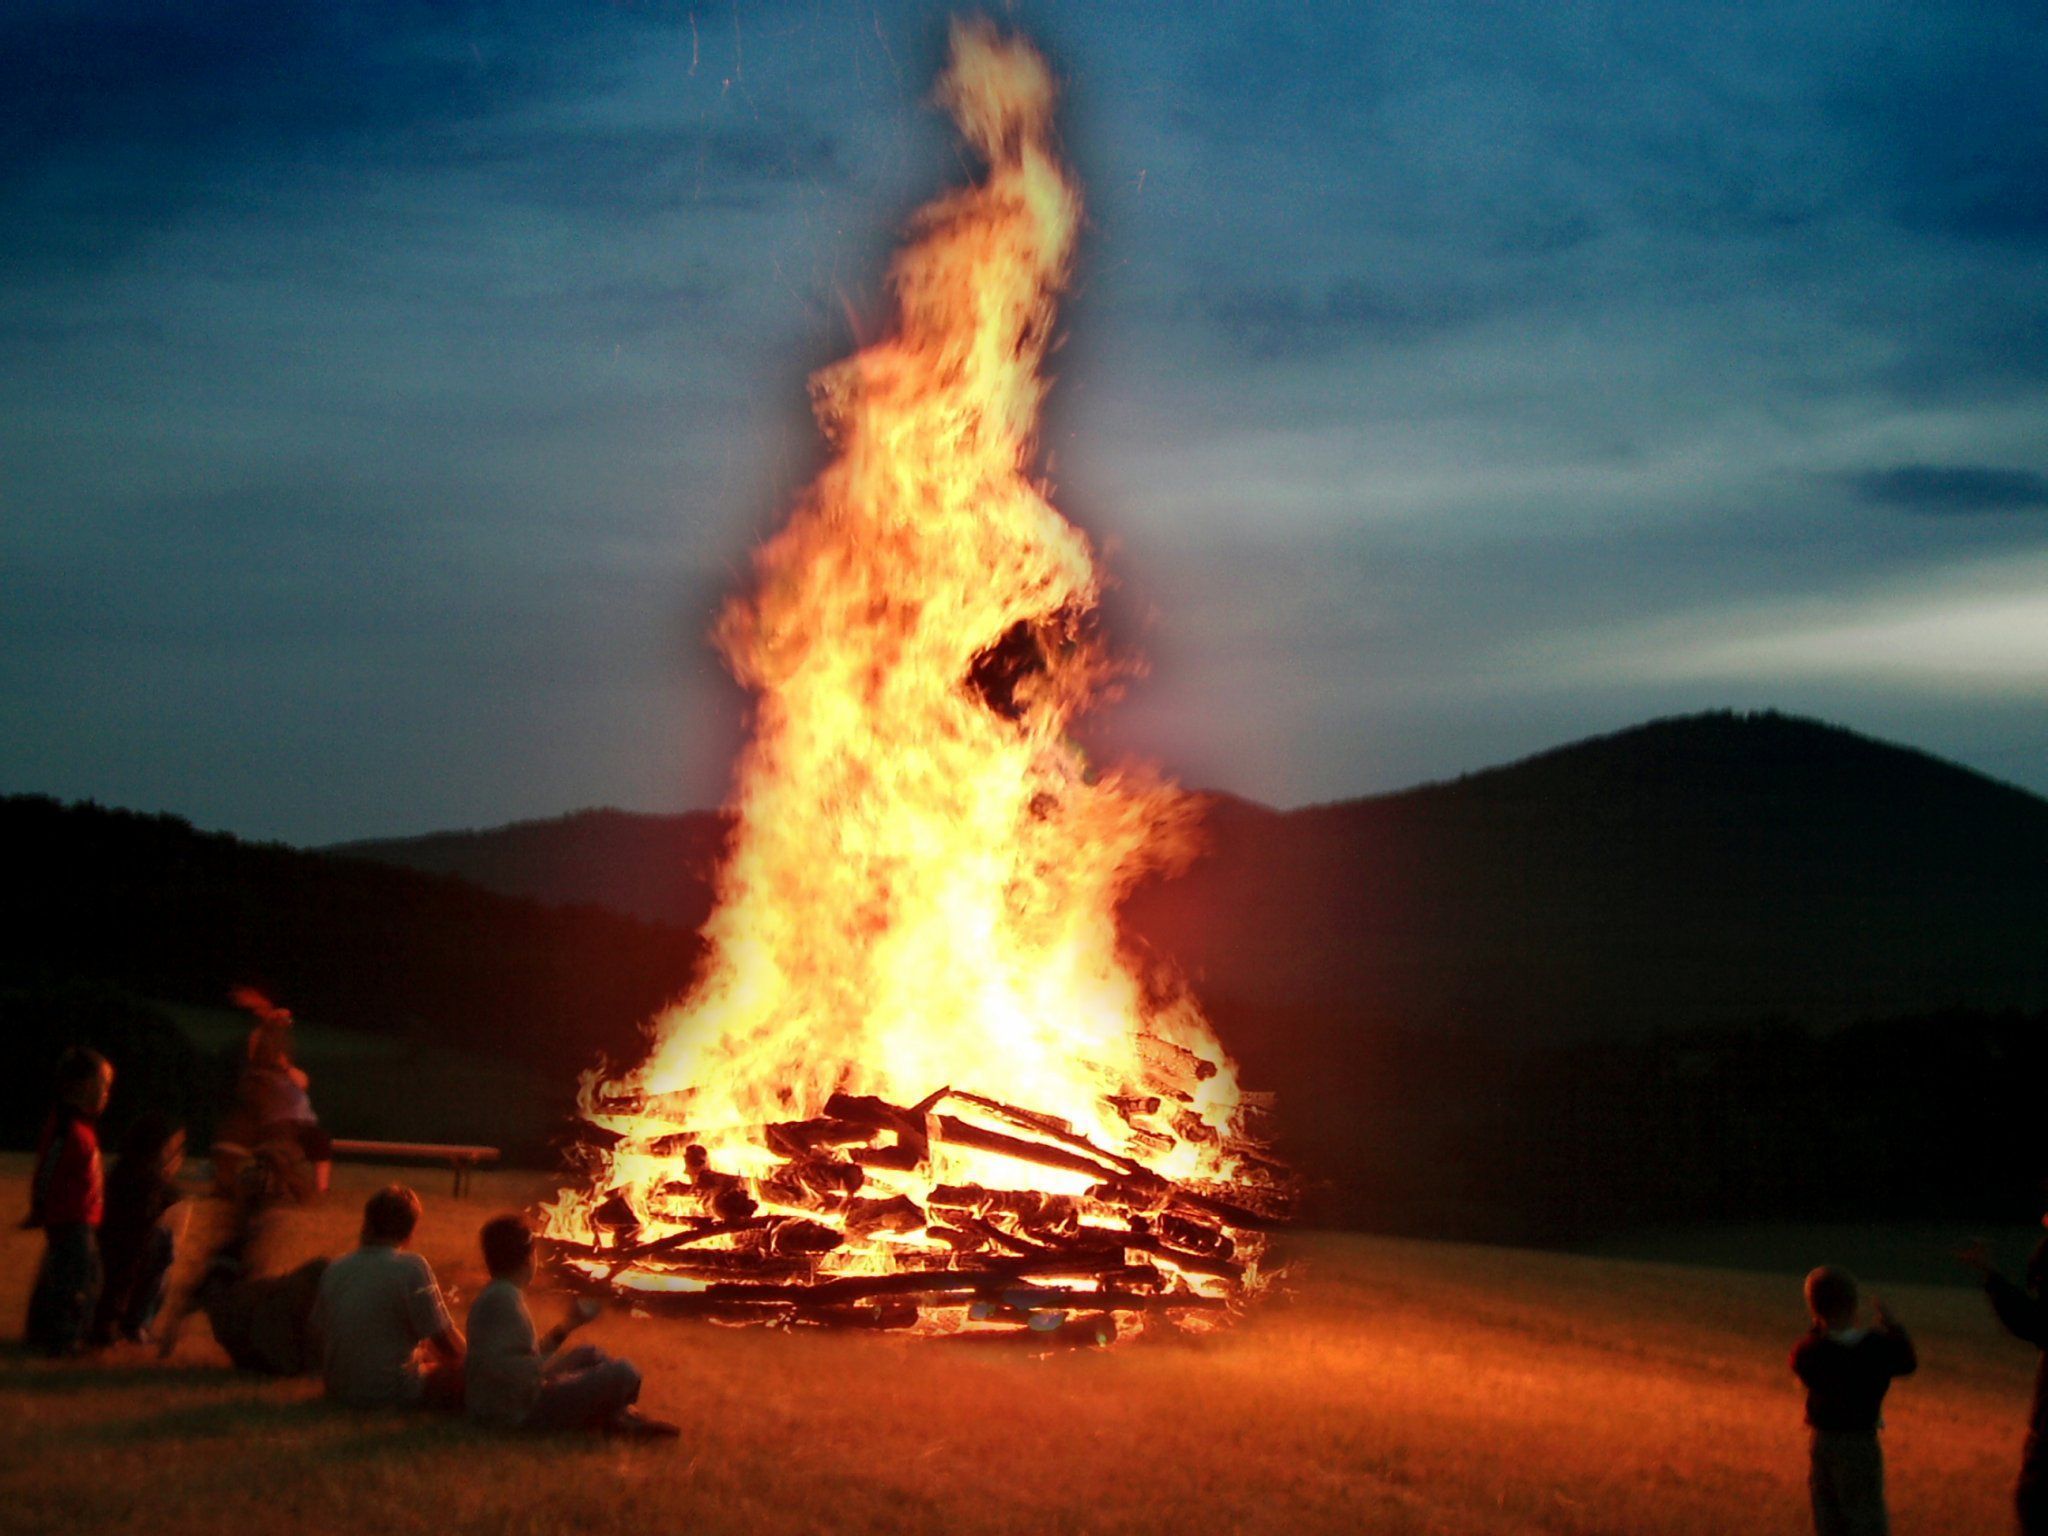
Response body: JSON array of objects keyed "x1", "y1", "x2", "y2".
[{"x1": 548, "y1": 1081, "x2": 1292, "y2": 1340}]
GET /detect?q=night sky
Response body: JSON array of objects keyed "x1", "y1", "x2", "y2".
[{"x1": 5, "y1": 1, "x2": 2045, "y2": 844}]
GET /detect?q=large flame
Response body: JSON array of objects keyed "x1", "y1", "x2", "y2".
[{"x1": 547, "y1": 20, "x2": 1282, "y2": 1333}]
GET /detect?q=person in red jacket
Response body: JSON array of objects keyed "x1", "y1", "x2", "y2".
[
  {"x1": 22, "y1": 1047, "x2": 114, "y2": 1356},
  {"x1": 1791, "y1": 1265, "x2": 1917, "y2": 1536}
]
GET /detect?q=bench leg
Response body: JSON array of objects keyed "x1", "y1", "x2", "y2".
[{"x1": 453, "y1": 1162, "x2": 468, "y2": 1199}]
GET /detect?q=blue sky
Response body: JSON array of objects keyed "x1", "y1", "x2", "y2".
[{"x1": 4, "y1": 0, "x2": 2045, "y2": 842}]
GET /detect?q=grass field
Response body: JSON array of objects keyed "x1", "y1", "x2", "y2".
[{"x1": 0, "y1": 1158, "x2": 2037, "y2": 1536}]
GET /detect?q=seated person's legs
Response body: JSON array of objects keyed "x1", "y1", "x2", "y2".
[
  {"x1": 549, "y1": 1343, "x2": 608, "y2": 1374},
  {"x1": 526, "y1": 1356, "x2": 642, "y2": 1432}
]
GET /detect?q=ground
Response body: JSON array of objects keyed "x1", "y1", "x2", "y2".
[{"x1": 0, "y1": 1158, "x2": 2037, "y2": 1536}]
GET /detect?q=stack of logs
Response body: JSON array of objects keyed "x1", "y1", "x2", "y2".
[{"x1": 548, "y1": 1071, "x2": 1293, "y2": 1343}]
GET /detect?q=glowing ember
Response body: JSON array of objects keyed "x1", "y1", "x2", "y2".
[{"x1": 544, "y1": 18, "x2": 1290, "y2": 1340}]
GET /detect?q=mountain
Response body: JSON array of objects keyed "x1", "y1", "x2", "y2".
[
  {"x1": 335, "y1": 711, "x2": 2048, "y2": 1045},
  {"x1": 332, "y1": 807, "x2": 730, "y2": 936},
  {"x1": 1, "y1": 795, "x2": 706, "y2": 1156}
]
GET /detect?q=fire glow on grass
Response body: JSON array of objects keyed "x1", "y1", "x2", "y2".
[{"x1": 544, "y1": 19, "x2": 1291, "y2": 1341}]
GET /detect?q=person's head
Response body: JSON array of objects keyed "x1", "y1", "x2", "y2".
[
  {"x1": 361, "y1": 1184, "x2": 422, "y2": 1247},
  {"x1": 116, "y1": 1112, "x2": 186, "y2": 1180},
  {"x1": 54, "y1": 1046, "x2": 114, "y2": 1116},
  {"x1": 480, "y1": 1213, "x2": 537, "y2": 1286},
  {"x1": 1805, "y1": 1265, "x2": 1858, "y2": 1329}
]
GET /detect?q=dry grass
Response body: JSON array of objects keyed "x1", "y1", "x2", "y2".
[{"x1": 0, "y1": 1157, "x2": 2034, "y2": 1536}]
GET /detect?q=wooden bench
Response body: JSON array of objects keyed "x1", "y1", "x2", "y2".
[{"x1": 329, "y1": 1139, "x2": 502, "y2": 1198}]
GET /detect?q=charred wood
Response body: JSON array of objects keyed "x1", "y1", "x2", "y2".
[{"x1": 933, "y1": 1116, "x2": 1122, "y2": 1179}]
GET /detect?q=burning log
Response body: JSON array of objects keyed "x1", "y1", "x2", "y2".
[
  {"x1": 844, "y1": 1195, "x2": 925, "y2": 1235},
  {"x1": 546, "y1": 1065, "x2": 1294, "y2": 1333},
  {"x1": 950, "y1": 1312, "x2": 1119, "y2": 1348},
  {"x1": 592, "y1": 1217, "x2": 777, "y2": 1267},
  {"x1": 932, "y1": 1116, "x2": 1123, "y2": 1180}
]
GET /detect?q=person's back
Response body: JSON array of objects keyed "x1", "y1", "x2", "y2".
[
  {"x1": 1792, "y1": 1266, "x2": 1914, "y2": 1536},
  {"x1": 465, "y1": 1276, "x2": 543, "y2": 1428},
  {"x1": 311, "y1": 1185, "x2": 461, "y2": 1409},
  {"x1": 1792, "y1": 1328, "x2": 1917, "y2": 1433}
]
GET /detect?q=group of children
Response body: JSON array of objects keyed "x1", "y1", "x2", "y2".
[
  {"x1": 22, "y1": 1048, "x2": 183, "y2": 1355},
  {"x1": 310, "y1": 1182, "x2": 674, "y2": 1436},
  {"x1": 23, "y1": 1044, "x2": 673, "y2": 1439}
]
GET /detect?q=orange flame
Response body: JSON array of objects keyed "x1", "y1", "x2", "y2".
[{"x1": 548, "y1": 19, "x2": 1281, "y2": 1332}]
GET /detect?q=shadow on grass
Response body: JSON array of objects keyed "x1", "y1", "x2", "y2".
[
  {"x1": 3, "y1": 1345, "x2": 663, "y2": 1464},
  {"x1": 70, "y1": 1393, "x2": 627, "y2": 1461},
  {"x1": 78, "y1": 1397, "x2": 326, "y2": 1444},
  {"x1": 0, "y1": 1353, "x2": 259, "y2": 1395}
]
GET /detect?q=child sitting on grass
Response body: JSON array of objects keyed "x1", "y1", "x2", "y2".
[
  {"x1": 313, "y1": 1184, "x2": 465, "y2": 1409},
  {"x1": 465, "y1": 1213, "x2": 675, "y2": 1437},
  {"x1": 22, "y1": 1048, "x2": 114, "y2": 1357},
  {"x1": 1791, "y1": 1265, "x2": 1916, "y2": 1536}
]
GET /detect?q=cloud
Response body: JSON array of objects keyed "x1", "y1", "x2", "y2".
[
  {"x1": 404, "y1": 117, "x2": 847, "y2": 217},
  {"x1": 1188, "y1": 277, "x2": 1485, "y2": 361},
  {"x1": 1823, "y1": 4, "x2": 2048, "y2": 247},
  {"x1": 1554, "y1": 551, "x2": 2048, "y2": 697},
  {"x1": 0, "y1": 1, "x2": 831, "y2": 270},
  {"x1": 1840, "y1": 464, "x2": 2048, "y2": 515}
]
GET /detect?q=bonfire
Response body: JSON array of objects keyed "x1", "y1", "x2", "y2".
[{"x1": 544, "y1": 19, "x2": 1291, "y2": 1341}]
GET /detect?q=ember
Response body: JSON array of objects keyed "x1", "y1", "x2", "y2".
[{"x1": 544, "y1": 19, "x2": 1292, "y2": 1339}]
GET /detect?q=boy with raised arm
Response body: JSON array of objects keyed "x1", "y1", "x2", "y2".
[
  {"x1": 465, "y1": 1213, "x2": 674, "y2": 1437},
  {"x1": 1791, "y1": 1265, "x2": 1916, "y2": 1536}
]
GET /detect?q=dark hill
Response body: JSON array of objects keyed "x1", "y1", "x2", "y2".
[
  {"x1": 337, "y1": 711, "x2": 2048, "y2": 1044},
  {"x1": 1130, "y1": 708, "x2": 2048, "y2": 1045},
  {"x1": 330, "y1": 807, "x2": 731, "y2": 941},
  {"x1": 0, "y1": 796, "x2": 704, "y2": 1155}
]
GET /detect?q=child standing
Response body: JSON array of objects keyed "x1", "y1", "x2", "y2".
[
  {"x1": 22, "y1": 1048, "x2": 114, "y2": 1356},
  {"x1": 465, "y1": 1213, "x2": 675, "y2": 1437},
  {"x1": 1791, "y1": 1265, "x2": 1917, "y2": 1536},
  {"x1": 92, "y1": 1113, "x2": 190, "y2": 1345}
]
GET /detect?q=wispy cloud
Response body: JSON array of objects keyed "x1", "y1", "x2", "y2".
[
  {"x1": 1840, "y1": 464, "x2": 2048, "y2": 515},
  {"x1": 1189, "y1": 277, "x2": 1486, "y2": 361},
  {"x1": 1558, "y1": 551, "x2": 2048, "y2": 696}
]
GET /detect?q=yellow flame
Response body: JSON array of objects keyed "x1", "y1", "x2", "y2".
[{"x1": 548, "y1": 19, "x2": 1275, "y2": 1328}]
